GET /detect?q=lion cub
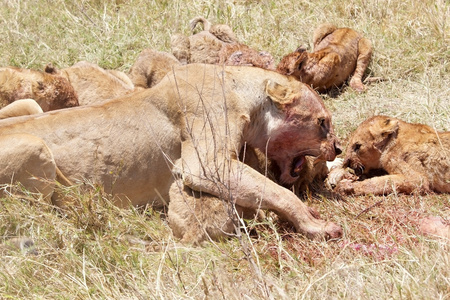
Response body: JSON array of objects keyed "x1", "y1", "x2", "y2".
[
  {"x1": 335, "y1": 115, "x2": 450, "y2": 195},
  {"x1": 0, "y1": 66, "x2": 79, "y2": 111},
  {"x1": 171, "y1": 17, "x2": 275, "y2": 69},
  {"x1": 277, "y1": 23, "x2": 372, "y2": 92}
]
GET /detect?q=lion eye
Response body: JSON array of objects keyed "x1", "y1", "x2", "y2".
[
  {"x1": 295, "y1": 57, "x2": 305, "y2": 71},
  {"x1": 353, "y1": 143, "x2": 361, "y2": 152}
]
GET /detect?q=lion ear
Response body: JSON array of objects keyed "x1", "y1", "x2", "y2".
[
  {"x1": 371, "y1": 117, "x2": 399, "y2": 150},
  {"x1": 265, "y1": 80, "x2": 294, "y2": 109},
  {"x1": 44, "y1": 63, "x2": 58, "y2": 74},
  {"x1": 379, "y1": 117, "x2": 399, "y2": 136}
]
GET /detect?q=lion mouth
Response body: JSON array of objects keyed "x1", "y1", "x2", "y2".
[{"x1": 290, "y1": 155, "x2": 305, "y2": 178}]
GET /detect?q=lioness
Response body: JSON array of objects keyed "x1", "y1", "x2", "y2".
[
  {"x1": 0, "y1": 64, "x2": 342, "y2": 240},
  {"x1": 277, "y1": 24, "x2": 372, "y2": 92},
  {"x1": 335, "y1": 115, "x2": 450, "y2": 195},
  {"x1": 0, "y1": 66, "x2": 79, "y2": 111},
  {"x1": 45, "y1": 61, "x2": 136, "y2": 106}
]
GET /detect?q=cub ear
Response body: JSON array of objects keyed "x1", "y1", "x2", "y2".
[
  {"x1": 370, "y1": 117, "x2": 399, "y2": 150},
  {"x1": 379, "y1": 117, "x2": 399, "y2": 136},
  {"x1": 265, "y1": 80, "x2": 295, "y2": 109}
]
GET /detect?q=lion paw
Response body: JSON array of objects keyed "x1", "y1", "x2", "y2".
[
  {"x1": 326, "y1": 166, "x2": 358, "y2": 190},
  {"x1": 349, "y1": 78, "x2": 366, "y2": 92},
  {"x1": 335, "y1": 179, "x2": 356, "y2": 194}
]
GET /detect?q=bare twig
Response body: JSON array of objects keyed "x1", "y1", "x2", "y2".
[{"x1": 355, "y1": 199, "x2": 384, "y2": 219}]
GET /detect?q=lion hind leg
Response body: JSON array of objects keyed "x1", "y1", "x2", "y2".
[
  {"x1": 349, "y1": 37, "x2": 372, "y2": 92},
  {"x1": 0, "y1": 134, "x2": 57, "y2": 201},
  {"x1": 312, "y1": 23, "x2": 337, "y2": 49}
]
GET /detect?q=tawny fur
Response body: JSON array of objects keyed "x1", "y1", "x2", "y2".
[
  {"x1": 0, "y1": 66, "x2": 79, "y2": 111},
  {"x1": 128, "y1": 49, "x2": 181, "y2": 89},
  {"x1": 0, "y1": 99, "x2": 43, "y2": 119},
  {"x1": 0, "y1": 133, "x2": 57, "y2": 200},
  {"x1": 276, "y1": 47, "x2": 307, "y2": 76},
  {"x1": 277, "y1": 23, "x2": 372, "y2": 92},
  {"x1": 0, "y1": 64, "x2": 342, "y2": 241},
  {"x1": 168, "y1": 177, "x2": 261, "y2": 245},
  {"x1": 171, "y1": 17, "x2": 275, "y2": 69},
  {"x1": 171, "y1": 17, "x2": 236, "y2": 65},
  {"x1": 46, "y1": 62, "x2": 136, "y2": 106},
  {"x1": 336, "y1": 115, "x2": 450, "y2": 195}
]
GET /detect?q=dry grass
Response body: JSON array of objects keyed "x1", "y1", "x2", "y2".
[{"x1": 0, "y1": 0, "x2": 449, "y2": 298}]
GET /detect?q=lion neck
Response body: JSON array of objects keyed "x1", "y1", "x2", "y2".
[{"x1": 243, "y1": 99, "x2": 285, "y2": 153}]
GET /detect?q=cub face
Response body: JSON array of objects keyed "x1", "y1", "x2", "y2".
[{"x1": 343, "y1": 116, "x2": 399, "y2": 176}]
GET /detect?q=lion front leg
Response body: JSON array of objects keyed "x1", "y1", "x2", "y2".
[
  {"x1": 336, "y1": 173, "x2": 431, "y2": 195},
  {"x1": 349, "y1": 37, "x2": 372, "y2": 92},
  {"x1": 178, "y1": 154, "x2": 342, "y2": 241},
  {"x1": 0, "y1": 134, "x2": 57, "y2": 201}
]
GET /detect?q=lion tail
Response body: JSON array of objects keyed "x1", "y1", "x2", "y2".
[
  {"x1": 55, "y1": 166, "x2": 73, "y2": 186},
  {"x1": 189, "y1": 16, "x2": 211, "y2": 32}
]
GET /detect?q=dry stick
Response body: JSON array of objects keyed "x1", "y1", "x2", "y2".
[
  {"x1": 170, "y1": 67, "x2": 236, "y2": 251},
  {"x1": 217, "y1": 69, "x2": 274, "y2": 300},
  {"x1": 170, "y1": 66, "x2": 273, "y2": 297},
  {"x1": 355, "y1": 199, "x2": 384, "y2": 219},
  {"x1": 364, "y1": 76, "x2": 385, "y2": 83},
  {"x1": 78, "y1": 5, "x2": 99, "y2": 28}
]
